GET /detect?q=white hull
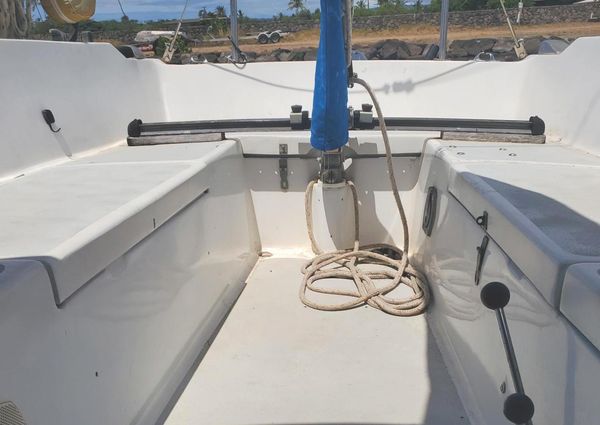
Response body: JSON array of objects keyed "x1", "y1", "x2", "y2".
[{"x1": 0, "y1": 38, "x2": 599, "y2": 425}]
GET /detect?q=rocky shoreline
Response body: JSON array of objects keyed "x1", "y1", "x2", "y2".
[{"x1": 183, "y1": 36, "x2": 569, "y2": 64}]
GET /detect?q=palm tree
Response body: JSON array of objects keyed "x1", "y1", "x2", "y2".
[
  {"x1": 215, "y1": 5, "x2": 226, "y2": 17},
  {"x1": 288, "y1": 0, "x2": 305, "y2": 14}
]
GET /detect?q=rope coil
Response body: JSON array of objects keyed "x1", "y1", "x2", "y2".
[
  {"x1": 0, "y1": 0, "x2": 32, "y2": 39},
  {"x1": 300, "y1": 77, "x2": 430, "y2": 317}
]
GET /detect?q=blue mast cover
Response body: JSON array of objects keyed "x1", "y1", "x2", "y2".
[{"x1": 310, "y1": 0, "x2": 348, "y2": 151}]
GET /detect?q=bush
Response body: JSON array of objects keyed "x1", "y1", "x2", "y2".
[{"x1": 153, "y1": 36, "x2": 190, "y2": 58}]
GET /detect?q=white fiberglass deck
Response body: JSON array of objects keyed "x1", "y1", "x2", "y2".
[{"x1": 166, "y1": 257, "x2": 469, "y2": 425}]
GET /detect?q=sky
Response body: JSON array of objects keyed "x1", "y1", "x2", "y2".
[{"x1": 93, "y1": 0, "x2": 323, "y2": 21}]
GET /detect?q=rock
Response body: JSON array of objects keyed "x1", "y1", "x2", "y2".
[
  {"x1": 450, "y1": 38, "x2": 496, "y2": 57},
  {"x1": 493, "y1": 51, "x2": 518, "y2": 62},
  {"x1": 492, "y1": 38, "x2": 514, "y2": 54},
  {"x1": 396, "y1": 41, "x2": 412, "y2": 60},
  {"x1": 364, "y1": 46, "x2": 379, "y2": 60},
  {"x1": 277, "y1": 49, "x2": 307, "y2": 62},
  {"x1": 202, "y1": 52, "x2": 219, "y2": 63},
  {"x1": 243, "y1": 51, "x2": 258, "y2": 60},
  {"x1": 286, "y1": 50, "x2": 305, "y2": 61},
  {"x1": 379, "y1": 39, "x2": 401, "y2": 60},
  {"x1": 179, "y1": 54, "x2": 193, "y2": 64},
  {"x1": 448, "y1": 41, "x2": 468, "y2": 58},
  {"x1": 406, "y1": 42, "x2": 424, "y2": 57},
  {"x1": 373, "y1": 39, "x2": 388, "y2": 50},
  {"x1": 272, "y1": 48, "x2": 291, "y2": 61},
  {"x1": 255, "y1": 54, "x2": 278, "y2": 62},
  {"x1": 278, "y1": 52, "x2": 292, "y2": 61},
  {"x1": 523, "y1": 36, "x2": 544, "y2": 54},
  {"x1": 378, "y1": 39, "x2": 413, "y2": 60},
  {"x1": 304, "y1": 48, "x2": 318, "y2": 61}
]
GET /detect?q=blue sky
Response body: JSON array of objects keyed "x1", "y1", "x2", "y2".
[{"x1": 93, "y1": 1, "x2": 323, "y2": 21}]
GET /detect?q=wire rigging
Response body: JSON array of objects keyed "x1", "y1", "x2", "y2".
[{"x1": 116, "y1": 0, "x2": 128, "y2": 20}]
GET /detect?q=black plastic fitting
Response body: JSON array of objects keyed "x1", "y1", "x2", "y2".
[
  {"x1": 128, "y1": 119, "x2": 143, "y2": 138},
  {"x1": 529, "y1": 116, "x2": 545, "y2": 136},
  {"x1": 504, "y1": 393, "x2": 535, "y2": 424},
  {"x1": 481, "y1": 281, "x2": 511, "y2": 310}
]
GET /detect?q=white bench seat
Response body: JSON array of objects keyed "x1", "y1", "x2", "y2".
[
  {"x1": 0, "y1": 140, "x2": 237, "y2": 305},
  {"x1": 436, "y1": 142, "x2": 600, "y2": 308},
  {"x1": 560, "y1": 263, "x2": 600, "y2": 350}
]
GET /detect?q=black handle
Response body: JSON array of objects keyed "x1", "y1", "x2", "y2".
[
  {"x1": 481, "y1": 282, "x2": 535, "y2": 425},
  {"x1": 42, "y1": 109, "x2": 61, "y2": 133}
]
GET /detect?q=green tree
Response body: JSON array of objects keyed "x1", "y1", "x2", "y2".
[{"x1": 356, "y1": 0, "x2": 368, "y2": 8}]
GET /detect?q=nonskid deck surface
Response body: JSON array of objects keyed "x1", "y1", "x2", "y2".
[{"x1": 165, "y1": 257, "x2": 469, "y2": 425}]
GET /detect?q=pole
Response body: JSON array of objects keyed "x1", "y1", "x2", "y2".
[
  {"x1": 439, "y1": 0, "x2": 449, "y2": 60},
  {"x1": 230, "y1": 0, "x2": 239, "y2": 62}
]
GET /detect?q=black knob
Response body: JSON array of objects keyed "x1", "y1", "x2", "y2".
[
  {"x1": 504, "y1": 393, "x2": 534, "y2": 424},
  {"x1": 480, "y1": 281, "x2": 510, "y2": 310},
  {"x1": 127, "y1": 119, "x2": 143, "y2": 138},
  {"x1": 291, "y1": 105, "x2": 303, "y2": 113},
  {"x1": 529, "y1": 116, "x2": 545, "y2": 136},
  {"x1": 362, "y1": 103, "x2": 373, "y2": 112}
]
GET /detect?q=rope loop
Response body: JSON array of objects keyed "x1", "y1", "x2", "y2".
[{"x1": 300, "y1": 77, "x2": 430, "y2": 317}]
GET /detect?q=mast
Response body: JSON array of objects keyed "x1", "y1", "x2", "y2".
[
  {"x1": 439, "y1": 0, "x2": 449, "y2": 60},
  {"x1": 230, "y1": 0, "x2": 239, "y2": 62}
]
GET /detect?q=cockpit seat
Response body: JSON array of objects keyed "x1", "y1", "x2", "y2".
[
  {"x1": 560, "y1": 263, "x2": 600, "y2": 350},
  {"x1": 436, "y1": 142, "x2": 600, "y2": 309},
  {"x1": 0, "y1": 140, "x2": 237, "y2": 305}
]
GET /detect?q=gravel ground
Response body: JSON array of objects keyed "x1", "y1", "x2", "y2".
[{"x1": 191, "y1": 22, "x2": 600, "y2": 55}]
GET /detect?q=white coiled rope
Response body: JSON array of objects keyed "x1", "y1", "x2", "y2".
[
  {"x1": 0, "y1": 0, "x2": 32, "y2": 39},
  {"x1": 300, "y1": 77, "x2": 430, "y2": 316}
]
